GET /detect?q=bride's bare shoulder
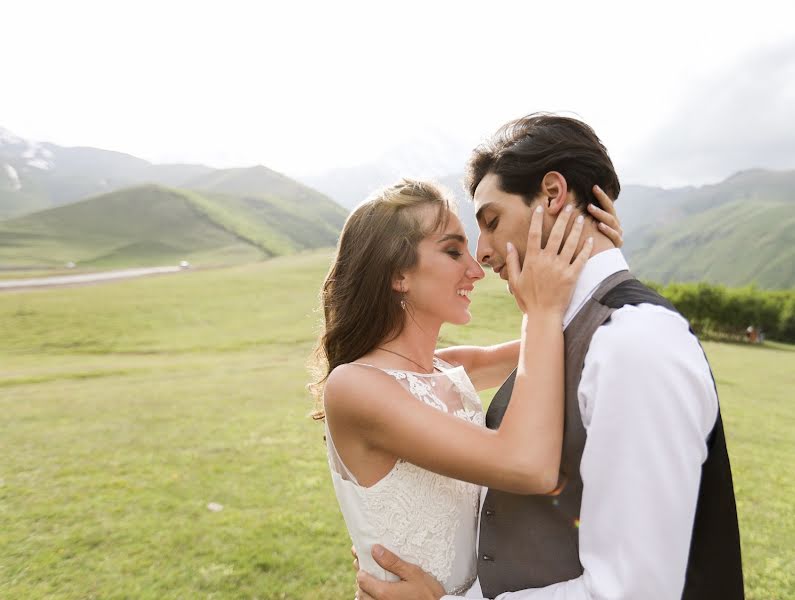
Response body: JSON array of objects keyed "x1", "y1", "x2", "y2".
[{"x1": 325, "y1": 363, "x2": 390, "y2": 409}]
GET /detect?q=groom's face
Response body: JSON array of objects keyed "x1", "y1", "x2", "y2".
[{"x1": 473, "y1": 172, "x2": 540, "y2": 280}]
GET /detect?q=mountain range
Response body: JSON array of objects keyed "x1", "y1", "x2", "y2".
[
  {"x1": 305, "y1": 166, "x2": 795, "y2": 289},
  {"x1": 1, "y1": 126, "x2": 793, "y2": 288},
  {"x1": 0, "y1": 127, "x2": 347, "y2": 268}
]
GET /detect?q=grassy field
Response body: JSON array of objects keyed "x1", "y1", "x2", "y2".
[{"x1": 0, "y1": 250, "x2": 793, "y2": 599}]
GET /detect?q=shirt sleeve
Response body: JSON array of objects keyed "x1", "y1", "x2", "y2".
[{"x1": 444, "y1": 304, "x2": 718, "y2": 600}]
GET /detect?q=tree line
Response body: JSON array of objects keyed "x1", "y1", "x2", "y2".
[{"x1": 646, "y1": 281, "x2": 795, "y2": 343}]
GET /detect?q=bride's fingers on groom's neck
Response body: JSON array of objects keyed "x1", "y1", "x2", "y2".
[
  {"x1": 587, "y1": 202, "x2": 610, "y2": 223},
  {"x1": 592, "y1": 184, "x2": 616, "y2": 214},
  {"x1": 587, "y1": 203, "x2": 622, "y2": 239},
  {"x1": 598, "y1": 223, "x2": 623, "y2": 247},
  {"x1": 545, "y1": 204, "x2": 574, "y2": 254},
  {"x1": 560, "y1": 214, "x2": 585, "y2": 263},
  {"x1": 526, "y1": 204, "x2": 544, "y2": 256},
  {"x1": 571, "y1": 237, "x2": 595, "y2": 274}
]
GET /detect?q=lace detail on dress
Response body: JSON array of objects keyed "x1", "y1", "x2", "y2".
[
  {"x1": 382, "y1": 369, "x2": 448, "y2": 412},
  {"x1": 360, "y1": 460, "x2": 481, "y2": 584},
  {"x1": 360, "y1": 358, "x2": 483, "y2": 586},
  {"x1": 455, "y1": 405, "x2": 485, "y2": 426},
  {"x1": 326, "y1": 356, "x2": 484, "y2": 592},
  {"x1": 449, "y1": 574, "x2": 478, "y2": 596}
]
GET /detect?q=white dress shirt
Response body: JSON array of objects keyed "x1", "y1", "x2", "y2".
[{"x1": 444, "y1": 248, "x2": 718, "y2": 600}]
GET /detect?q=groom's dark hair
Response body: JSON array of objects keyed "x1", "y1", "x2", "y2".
[{"x1": 465, "y1": 113, "x2": 620, "y2": 210}]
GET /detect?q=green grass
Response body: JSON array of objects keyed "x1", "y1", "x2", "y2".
[{"x1": 0, "y1": 251, "x2": 792, "y2": 599}]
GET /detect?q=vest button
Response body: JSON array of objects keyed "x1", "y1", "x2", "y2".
[
  {"x1": 485, "y1": 509, "x2": 495, "y2": 516},
  {"x1": 482, "y1": 554, "x2": 494, "y2": 561}
]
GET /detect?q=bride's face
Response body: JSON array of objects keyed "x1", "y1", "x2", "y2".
[{"x1": 401, "y1": 210, "x2": 485, "y2": 326}]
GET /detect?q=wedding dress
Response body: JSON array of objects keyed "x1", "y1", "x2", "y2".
[{"x1": 325, "y1": 356, "x2": 485, "y2": 594}]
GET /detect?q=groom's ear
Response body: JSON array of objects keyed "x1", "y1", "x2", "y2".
[{"x1": 540, "y1": 171, "x2": 569, "y2": 215}]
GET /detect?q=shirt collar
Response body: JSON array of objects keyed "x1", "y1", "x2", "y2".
[{"x1": 563, "y1": 248, "x2": 630, "y2": 328}]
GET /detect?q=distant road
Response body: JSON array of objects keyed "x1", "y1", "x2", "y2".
[{"x1": 0, "y1": 266, "x2": 185, "y2": 290}]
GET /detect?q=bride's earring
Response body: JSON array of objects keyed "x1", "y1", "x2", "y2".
[{"x1": 400, "y1": 286, "x2": 407, "y2": 310}]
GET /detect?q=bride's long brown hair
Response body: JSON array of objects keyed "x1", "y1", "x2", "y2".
[{"x1": 309, "y1": 178, "x2": 454, "y2": 419}]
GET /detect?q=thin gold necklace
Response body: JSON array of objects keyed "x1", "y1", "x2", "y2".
[{"x1": 376, "y1": 346, "x2": 434, "y2": 374}]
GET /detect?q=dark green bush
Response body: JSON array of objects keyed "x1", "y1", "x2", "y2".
[{"x1": 643, "y1": 281, "x2": 795, "y2": 343}]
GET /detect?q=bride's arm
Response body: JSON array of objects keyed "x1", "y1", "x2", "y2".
[
  {"x1": 324, "y1": 207, "x2": 592, "y2": 495},
  {"x1": 326, "y1": 314, "x2": 564, "y2": 494},
  {"x1": 436, "y1": 186, "x2": 622, "y2": 391}
]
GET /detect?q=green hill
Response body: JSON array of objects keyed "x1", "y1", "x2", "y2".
[
  {"x1": 185, "y1": 165, "x2": 348, "y2": 232},
  {"x1": 627, "y1": 198, "x2": 795, "y2": 288},
  {"x1": 620, "y1": 169, "x2": 795, "y2": 288},
  {"x1": 0, "y1": 164, "x2": 350, "y2": 268},
  {"x1": 0, "y1": 186, "x2": 276, "y2": 268}
]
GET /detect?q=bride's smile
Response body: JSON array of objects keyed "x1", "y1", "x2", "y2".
[{"x1": 397, "y1": 209, "x2": 484, "y2": 327}]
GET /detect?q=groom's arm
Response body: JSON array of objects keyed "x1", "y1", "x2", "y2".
[{"x1": 436, "y1": 339, "x2": 520, "y2": 391}]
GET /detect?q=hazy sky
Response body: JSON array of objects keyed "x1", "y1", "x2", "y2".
[{"x1": 2, "y1": 0, "x2": 793, "y2": 186}]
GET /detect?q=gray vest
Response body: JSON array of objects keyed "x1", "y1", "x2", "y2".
[
  {"x1": 477, "y1": 270, "x2": 632, "y2": 595},
  {"x1": 477, "y1": 270, "x2": 744, "y2": 599}
]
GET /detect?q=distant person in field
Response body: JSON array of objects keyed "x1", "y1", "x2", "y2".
[
  {"x1": 353, "y1": 115, "x2": 744, "y2": 600},
  {"x1": 311, "y1": 177, "x2": 622, "y2": 596}
]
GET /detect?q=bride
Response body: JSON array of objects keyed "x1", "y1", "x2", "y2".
[{"x1": 310, "y1": 179, "x2": 621, "y2": 595}]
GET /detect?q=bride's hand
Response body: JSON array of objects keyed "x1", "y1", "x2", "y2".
[
  {"x1": 588, "y1": 185, "x2": 623, "y2": 248},
  {"x1": 505, "y1": 204, "x2": 593, "y2": 317}
]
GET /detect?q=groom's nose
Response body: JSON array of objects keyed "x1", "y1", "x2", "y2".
[{"x1": 476, "y1": 236, "x2": 492, "y2": 266}]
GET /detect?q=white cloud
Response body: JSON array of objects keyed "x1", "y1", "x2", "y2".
[
  {"x1": 1, "y1": 0, "x2": 793, "y2": 182},
  {"x1": 624, "y1": 42, "x2": 795, "y2": 187}
]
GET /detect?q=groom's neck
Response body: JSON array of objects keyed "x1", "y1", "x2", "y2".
[{"x1": 571, "y1": 219, "x2": 615, "y2": 259}]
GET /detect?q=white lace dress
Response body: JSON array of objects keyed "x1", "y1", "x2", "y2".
[{"x1": 325, "y1": 357, "x2": 485, "y2": 595}]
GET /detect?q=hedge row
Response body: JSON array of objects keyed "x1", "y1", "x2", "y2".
[{"x1": 644, "y1": 281, "x2": 795, "y2": 343}]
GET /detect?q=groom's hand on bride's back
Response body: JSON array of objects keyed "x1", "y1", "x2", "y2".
[{"x1": 355, "y1": 544, "x2": 445, "y2": 600}]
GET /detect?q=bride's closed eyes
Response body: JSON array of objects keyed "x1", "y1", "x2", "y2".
[{"x1": 436, "y1": 232, "x2": 468, "y2": 259}]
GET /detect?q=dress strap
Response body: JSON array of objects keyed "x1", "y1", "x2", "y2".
[
  {"x1": 349, "y1": 361, "x2": 444, "y2": 374},
  {"x1": 324, "y1": 420, "x2": 361, "y2": 485},
  {"x1": 348, "y1": 362, "x2": 381, "y2": 369},
  {"x1": 432, "y1": 355, "x2": 455, "y2": 370}
]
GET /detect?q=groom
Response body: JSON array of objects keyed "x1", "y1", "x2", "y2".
[{"x1": 356, "y1": 114, "x2": 744, "y2": 599}]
